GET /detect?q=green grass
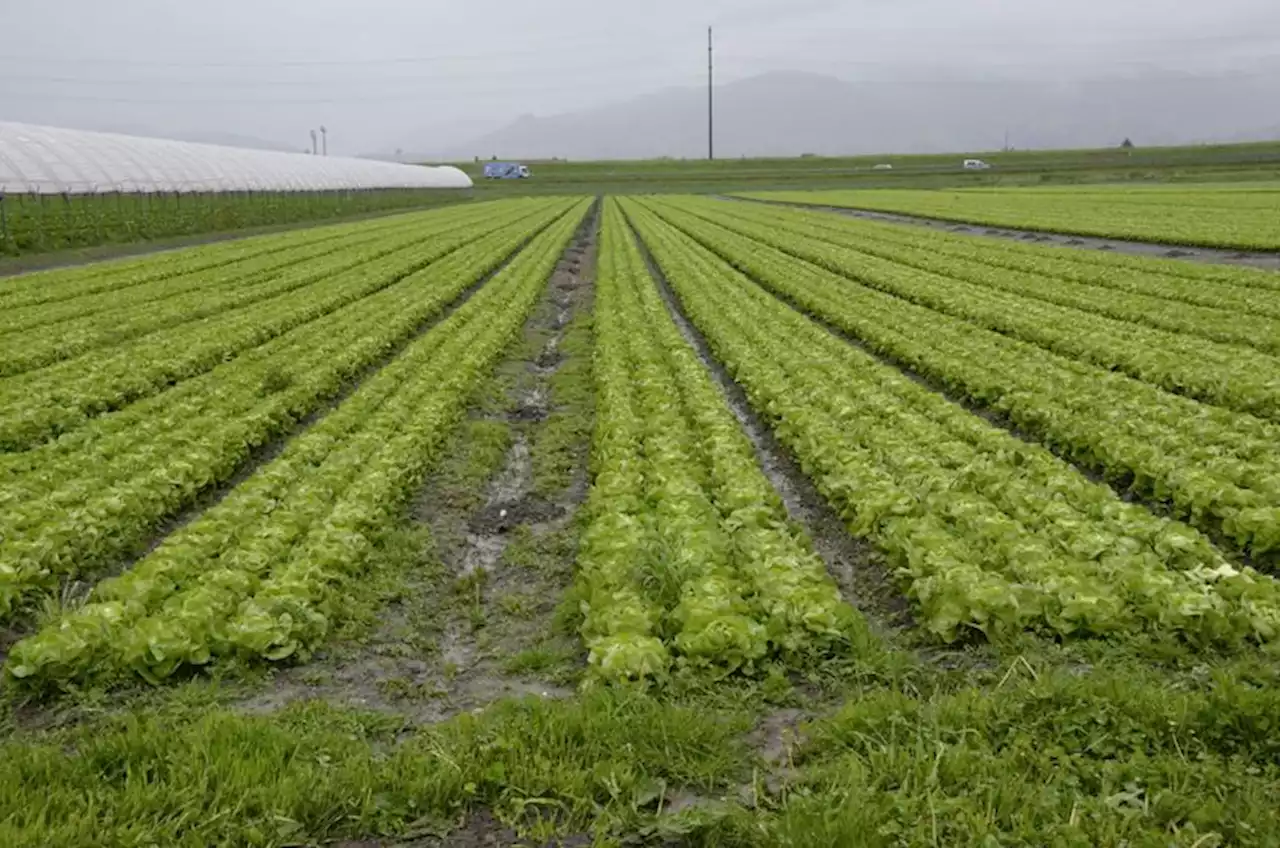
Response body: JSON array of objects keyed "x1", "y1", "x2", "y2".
[
  {"x1": 431, "y1": 418, "x2": 515, "y2": 514},
  {"x1": 761, "y1": 655, "x2": 1280, "y2": 847},
  {"x1": 448, "y1": 139, "x2": 1280, "y2": 199},
  {"x1": 3, "y1": 639, "x2": 1278, "y2": 846},
  {"x1": 532, "y1": 307, "x2": 595, "y2": 498},
  {"x1": 501, "y1": 643, "x2": 579, "y2": 678},
  {"x1": 0, "y1": 689, "x2": 753, "y2": 847}
]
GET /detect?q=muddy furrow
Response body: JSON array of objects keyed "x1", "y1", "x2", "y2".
[
  {"x1": 728, "y1": 195, "x2": 1280, "y2": 272},
  {"x1": 620, "y1": 207, "x2": 910, "y2": 633},
  {"x1": 424, "y1": 202, "x2": 599, "y2": 716},
  {"x1": 238, "y1": 201, "x2": 600, "y2": 724}
]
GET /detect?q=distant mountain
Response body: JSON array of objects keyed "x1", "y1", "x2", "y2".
[
  {"x1": 172, "y1": 131, "x2": 300, "y2": 153},
  {"x1": 448, "y1": 70, "x2": 1280, "y2": 161},
  {"x1": 364, "y1": 117, "x2": 511, "y2": 163},
  {"x1": 361, "y1": 149, "x2": 444, "y2": 164}
]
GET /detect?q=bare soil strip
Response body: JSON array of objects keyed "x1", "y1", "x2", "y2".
[
  {"x1": 621, "y1": 208, "x2": 910, "y2": 634},
  {"x1": 731, "y1": 196, "x2": 1280, "y2": 272},
  {"x1": 238, "y1": 203, "x2": 600, "y2": 724}
]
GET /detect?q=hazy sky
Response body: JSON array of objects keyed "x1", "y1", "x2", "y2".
[{"x1": 2, "y1": 0, "x2": 1277, "y2": 155}]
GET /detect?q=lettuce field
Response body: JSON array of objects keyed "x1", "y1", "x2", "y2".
[
  {"x1": 2, "y1": 194, "x2": 1280, "y2": 846},
  {"x1": 748, "y1": 184, "x2": 1280, "y2": 251}
]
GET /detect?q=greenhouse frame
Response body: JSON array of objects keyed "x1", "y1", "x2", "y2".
[
  {"x1": 0, "y1": 122, "x2": 474, "y2": 256},
  {"x1": 0, "y1": 122, "x2": 472, "y2": 195}
]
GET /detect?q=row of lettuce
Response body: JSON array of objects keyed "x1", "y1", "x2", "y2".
[
  {"x1": 0, "y1": 200, "x2": 584, "y2": 680},
  {"x1": 1, "y1": 187, "x2": 465, "y2": 257},
  {"x1": 749, "y1": 186, "x2": 1280, "y2": 251},
  {"x1": 645, "y1": 198, "x2": 1280, "y2": 567},
  {"x1": 572, "y1": 201, "x2": 862, "y2": 682},
  {"x1": 0, "y1": 210, "x2": 434, "y2": 309},
  {"x1": 696, "y1": 198, "x2": 1280, "y2": 422},
  {"x1": 10, "y1": 190, "x2": 1280, "y2": 691},
  {"x1": 0, "y1": 205, "x2": 497, "y2": 377},
  {"x1": 0, "y1": 201, "x2": 560, "y2": 452},
  {"x1": 623, "y1": 196, "x2": 1280, "y2": 647}
]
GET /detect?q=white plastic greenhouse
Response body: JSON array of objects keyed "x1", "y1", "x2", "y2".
[{"x1": 0, "y1": 122, "x2": 472, "y2": 195}]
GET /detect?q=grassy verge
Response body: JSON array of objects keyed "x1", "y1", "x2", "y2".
[{"x1": 2, "y1": 640, "x2": 1278, "y2": 845}]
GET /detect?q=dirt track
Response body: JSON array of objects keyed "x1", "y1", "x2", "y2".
[{"x1": 732, "y1": 196, "x2": 1280, "y2": 272}]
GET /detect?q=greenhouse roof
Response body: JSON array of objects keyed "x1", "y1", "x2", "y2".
[{"x1": 0, "y1": 122, "x2": 472, "y2": 195}]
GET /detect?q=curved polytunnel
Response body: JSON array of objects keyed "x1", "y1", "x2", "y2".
[{"x1": 0, "y1": 122, "x2": 472, "y2": 194}]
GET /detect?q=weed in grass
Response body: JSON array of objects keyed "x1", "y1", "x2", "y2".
[
  {"x1": 502, "y1": 643, "x2": 579, "y2": 679},
  {"x1": 0, "y1": 690, "x2": 752, "y2": 846},
  {"x1": 429, "y1": 418, "x2": 514, "y2": 514},
  {"x1": 501, "y1": 524, "x2": 576, "y2": 578},
  {"x1": 497, "y1": 590, "x2": 540, "y2": 620},
  {"x1": 531, "y1": 311, "x2": 595, "y2": 499},
  {"x1": 377, "y1": 677, "x2": 448, "y2": 703}
]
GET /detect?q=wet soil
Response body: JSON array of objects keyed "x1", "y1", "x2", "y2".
[
  {"x1": 744, "y1": 707, "x2": 808, "y2": 797},
  {"x1": 332, "y1": 809, "x2": 592, "y2": 848},
  {"x1": 0, "y1": 624, "x2": 21, "y2": 669},
  {"x1": 732, "y1": 196, "x2": 1280, "y2": 272}
]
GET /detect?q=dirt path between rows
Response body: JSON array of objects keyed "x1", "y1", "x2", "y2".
[
  {"x1": 729, "y1": 196, "x2": 1280, "y2": 272},
  {"x1": 237, "y1": 203, "x2": 600, "y2": 726}
]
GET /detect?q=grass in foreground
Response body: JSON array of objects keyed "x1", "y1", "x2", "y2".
[{"x1": 2, "y1": 641, "x2": 1279, "y2": 846}]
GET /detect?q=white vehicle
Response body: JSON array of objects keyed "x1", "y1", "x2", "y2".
[
  {"x1": 872, "y1": 163, "x2": 894, "y2": 170},
  {"x1": 963, "y1": 159, "x2": 992, "y2": 170}
]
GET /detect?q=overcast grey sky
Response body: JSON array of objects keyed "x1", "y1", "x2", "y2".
[{"x1": 2, "y1": 0, "x2": 1277, "y2": 155}]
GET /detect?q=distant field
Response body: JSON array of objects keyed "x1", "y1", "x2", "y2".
[
  {"x1": 0, "y1": 189, "x2": 470, "y2": 260},
  {"x1": 451, "y1": 139, "x2": 1280, "y2": 197},
  {"x1": 747, "y1": 183, "x2": 1280, "y2": 250},
  {"x1": 5, "y1": 140, "x2": 1278, "y2": 262}
]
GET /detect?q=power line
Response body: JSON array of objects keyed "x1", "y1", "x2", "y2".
[
  {"x1": 0, "y1": 42, "x2": 687, "y2": 69},
  {"x1": 0, "y1": 59, "x2": 691, "y2": 88},
  {"x1": 708, "y1": 26, "x2": 714, "y2": 161},
  {"x1": 0, "y1": 75, "x2": 707, "y2": 105}
]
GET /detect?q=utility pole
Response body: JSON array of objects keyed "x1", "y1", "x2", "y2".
[
  {"x1": 707, "y1": 26, "x2": 715, "y2": 161},
  {"x1": 320, "y1": 125, "x2": 328, "y2": 156},
  {"x1": 310, "y1": 129, "x2": 317, "y2": 155}
]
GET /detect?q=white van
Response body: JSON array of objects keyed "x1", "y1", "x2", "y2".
[
  {"x1": 872, "y1": 163, "x2": 894, "y2": 170},
  {"x1": 963, "y1": 159, "x2": 991, "y2": 170}
]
